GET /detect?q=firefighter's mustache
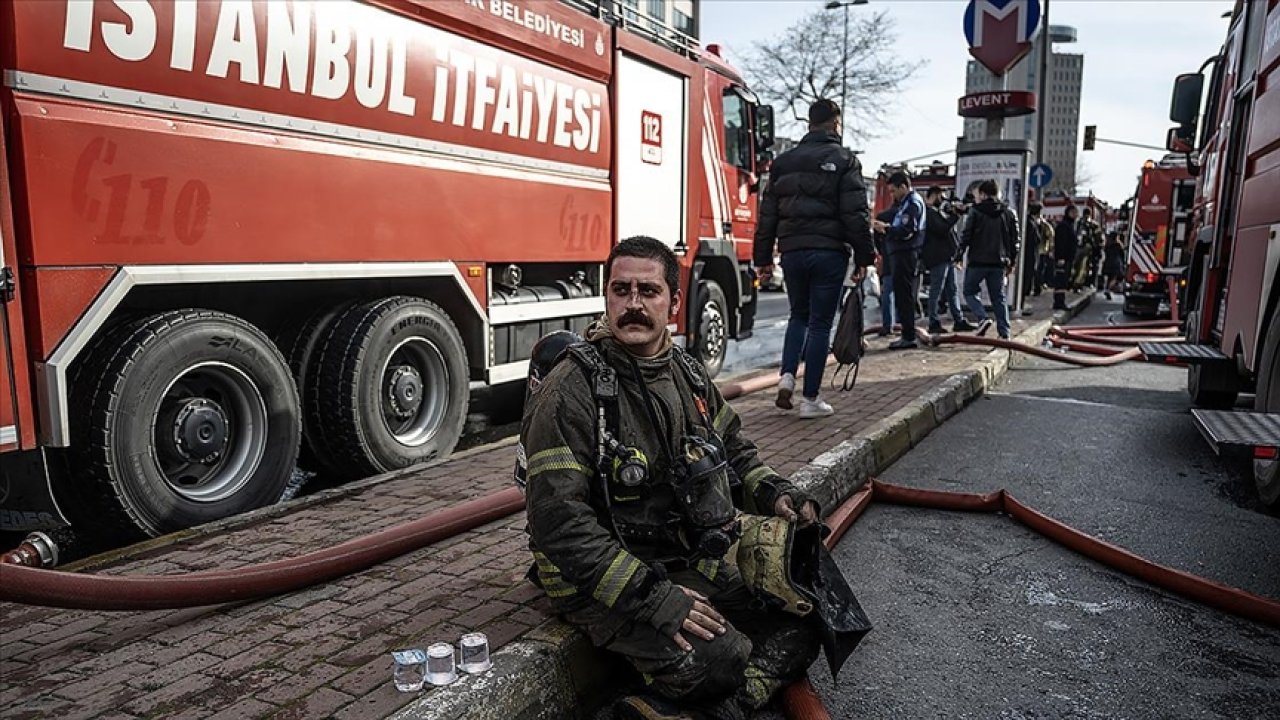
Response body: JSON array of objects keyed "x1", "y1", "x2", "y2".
[{"x1": 617, "y1": 311, "x2": 654, "y2": 329}]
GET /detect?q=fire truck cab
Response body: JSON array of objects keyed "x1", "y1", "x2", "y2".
[
  {"x1": 0, "y1": 0, "x2": 774, "y2": 540},
  {"x1": 1143, "y1": 0, "x2": 1280, "y2": 507}
]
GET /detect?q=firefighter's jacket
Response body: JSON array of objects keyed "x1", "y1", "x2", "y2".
[{"x1": 521, "y1": 333, "x2": 801, "y2": 642}]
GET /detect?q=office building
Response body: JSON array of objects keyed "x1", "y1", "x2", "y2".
[{"x1": 964, "y1": 25, "x2": 1084, "y2": 196}]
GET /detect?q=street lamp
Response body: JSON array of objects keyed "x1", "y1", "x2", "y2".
[{"x1": 824, "y1": 0, "x2": 869, "y2": 143}]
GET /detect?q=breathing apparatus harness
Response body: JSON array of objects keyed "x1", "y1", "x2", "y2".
[{"x1": 563, "y1": 341, "x2": 742, "y2": 565}]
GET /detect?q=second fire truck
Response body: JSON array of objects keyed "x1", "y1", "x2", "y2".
[{"x1": 1122, "y1": 156, "x2": 1195, "y2": 317}]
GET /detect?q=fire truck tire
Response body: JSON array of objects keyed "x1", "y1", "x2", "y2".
[
  {"x1": 67, "y1": 310, "x2": 301, "y2": 539},
  {"x1": 308, "y1": 296, "x2": 468, "y2": 479},
  {"x1": 694, "y1": 280, "x2": 728, "y2": 378},
  {"x1": 274, "y1": 303, "x2": 355, "y2": 472},
  {"x1": 1252, "y1": 310, "x2": 1280, "y2": 508}
]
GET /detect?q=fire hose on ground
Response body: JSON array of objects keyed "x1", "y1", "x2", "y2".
[{"x1": 780, "y1": 477, "x2": 1280, "y2": 720}]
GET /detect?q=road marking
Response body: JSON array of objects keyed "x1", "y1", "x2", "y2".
[{"x1": 985, "y1": 392, "x2": 1131, "y2": 410}]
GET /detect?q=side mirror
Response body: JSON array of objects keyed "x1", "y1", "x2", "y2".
[
  {"x1": 755, "y1": 104, "x2": 775, "y2": 151},
  {"x1": 1166, "y1": 126, "x2": 1194, "y2": 154},
  {"x1": 1169, "y1": 73, "x2": 1203, "y2": 127}
]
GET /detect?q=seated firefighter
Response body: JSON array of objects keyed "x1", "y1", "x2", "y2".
[{"x1": 519, "y1": 236, "x2": 865, "y2": 720}]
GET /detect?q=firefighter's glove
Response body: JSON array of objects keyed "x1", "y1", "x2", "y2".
[{"x1": 774, "y1": 493, "x2": 819, "y2": 527}]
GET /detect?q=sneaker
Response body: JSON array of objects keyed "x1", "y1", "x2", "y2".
[
  {"x1": 952, "y1": 319, "x2": 976, "y2": 332},
  {"x1": 798, "y1": 397, "x2": 834, "y2": 419},
  {"x1": 888, "y1": 337, "x2": 918, "y2": 350},
  {"x1": 975, "y1": 319, "x2": 993, "y2": 337},
  {"x1": 927, "y1": 321, "x2": 945, "y2": 334},
  {"x1": 614, "y1": 695, "x2": 701, "y2": 720},
  {"x1": 998, "y1": 333, "x2": 1011, "y2": 340},
  {"x1": 876, "y1": 328, "x2": 892, "y2": 338},
  {"x1": 775, "y1": 373, "x2": 796, "y2": 410},
  {"x1": 1105, "y1": 290, "x2": 1113, "y2": 300}
]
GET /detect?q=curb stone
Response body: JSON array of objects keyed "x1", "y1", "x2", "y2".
[{"x1": 391, "y1": 308, "x2": 1078, "y2": 720}]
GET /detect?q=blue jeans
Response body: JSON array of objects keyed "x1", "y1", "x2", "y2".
[
  {"x1": 879, "y1": 273, "x2": 895, "y2": 329},
  {"x1": 781, "y1": 249, "x2": 847, "y2": 399},
  {"x1": 927, "y1": 263, "x2": 964, "y2": 325},
  {"x1": 963, "y1": 266, "x2": 1011, "y2": 338}
]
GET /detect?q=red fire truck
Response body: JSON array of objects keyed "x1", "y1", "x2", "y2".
[
  {"x1": 1121, "y1": 156, "x2": 1195, "y2": 317},
  {"x1": 0, "y1": 0, "x2": 774, "y2": 538},
  {"x1": 1142, "y1": 0, "x2": 1280, "y2": 507}
]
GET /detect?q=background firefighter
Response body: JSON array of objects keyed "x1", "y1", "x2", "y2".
[{"x1": 521, "y1": 237, "x2": 823, "y2": 720}]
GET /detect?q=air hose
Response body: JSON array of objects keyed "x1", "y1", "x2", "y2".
[{"x1": 781, "y1": 477, "x2": 1280, "y2": 719}]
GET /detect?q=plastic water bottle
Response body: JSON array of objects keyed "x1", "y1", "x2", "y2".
[
  {"x1": 391, "y1": 650, "x2": 426, "y2": 692},
  {"x1": 425, "y1": 643, "x2": 458, "y2": 686},
  {"x1": 459, "y1": 632, "x2": 492, "y2": 674}
]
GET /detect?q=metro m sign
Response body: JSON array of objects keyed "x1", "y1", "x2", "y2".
[{"x1": 963, "y1": 0, "x2": 1042, "y2": 76}]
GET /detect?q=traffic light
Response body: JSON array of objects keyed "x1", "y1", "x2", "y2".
[{"x1": 1083, "y1": 125, "x2": 1097, "y2": 151}]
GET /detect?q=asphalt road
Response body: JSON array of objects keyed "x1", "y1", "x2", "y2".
[
  {"x1": 789, "y1": 293, "x2": 1280, "y2": 719},
  {"x1": 721, "y1": 287, "x2": 884, "y2": 376}
]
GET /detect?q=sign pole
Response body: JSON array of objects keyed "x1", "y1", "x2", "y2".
[{"x1": 961, "y1": 0, "x2": 1043, "y2": 317}]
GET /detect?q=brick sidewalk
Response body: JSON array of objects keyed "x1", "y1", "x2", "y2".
[{"x1": 0, "y1": 315, "x2": 1037, "y2": 720}]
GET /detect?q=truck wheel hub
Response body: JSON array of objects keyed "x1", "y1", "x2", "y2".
[
  {"x1": 171, "y1": 398, "x2": 228, "y2": 464},
  {"x1": 386, "y1": 365, "x2": 423, "y2": 419}
]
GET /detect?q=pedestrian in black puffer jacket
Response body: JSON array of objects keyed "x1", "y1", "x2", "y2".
[
  {"x1": 955, "y1": 179, "x2": 1020, "y2": 339},
  {"x1": 754, "y1": 99, "x2": 875, "y2": 418}
]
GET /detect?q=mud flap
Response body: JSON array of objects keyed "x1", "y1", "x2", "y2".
[{"x1": 0, "y1": 448, "x2": 69, "y2": 531}]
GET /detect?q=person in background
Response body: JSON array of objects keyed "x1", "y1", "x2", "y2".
[
  {"x1": 1053, "y1": 205, "x2": 1080, "y2": 310},
  {"x1": 753, "y1": 99, "x2": 875, "y2": 419},
  {"x1": 955, "y1": 179, "x2": 1020, "y2": 340},
  {"x1": 873, "y1": 208, "x2": 897, "y2": 336},
  {"x1": 1072, "y1": 207, "x2": 1102, "y2": 291},
  {"x1": 874, "y1": 171, "x2": 926, "y2": 350},
  {"x1": 1034, "y1": 205, "x2": 1055, "y2": 298},
  {"x1": 922, "y1": 186, "x2": 975, "y2": 334},
  {"x1": 1021, "y1": 202, "x2": 1045, "y2": 307},
  {"x1": 1101, "y1": 231, "x2": 1126, "y2": 300}
]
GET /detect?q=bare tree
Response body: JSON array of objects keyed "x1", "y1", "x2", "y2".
[
  {"x1": 741, "y1": 8, "x2": 924, "y2": 145},
  {"x1": 1071, "y1": 157, "x2": 1097, "y2": 196}
]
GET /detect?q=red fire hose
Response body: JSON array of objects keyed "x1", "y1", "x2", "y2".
[
  {"x1": 780, "y1": 477, "x2": 1280, "y2": 719},
  {"x1": 930, "y1": 333, "x2": 1144, "y2": 366},
  {"x1": 1052, "y1": 319, "x2": 1180, "y2": 332},
  {"x1": 0, "y1": 488, "x2": 526, "y2": 610},
  {"x1": 1053, "y1": 325, "x2": 1181, "y2": 337},
  {"x1": 1045, "y1": 336, "x2": 1144, "y2": 357}
]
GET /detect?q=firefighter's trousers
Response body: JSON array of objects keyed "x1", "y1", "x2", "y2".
[{"x1": 562, "y1": 565, "x2": 821, "y2": 719}]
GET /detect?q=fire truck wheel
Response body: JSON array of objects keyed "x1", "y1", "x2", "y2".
[
  {"x1": 308, "y1": 296, "x2": 468, "y2": 479},
  {"x1": 274, "y1": 302, "x2": 355, "y2": 472},
  {"x1": 694, "y1": 280, "x2": 728, "y2": 378},
  {"x1": 1253, "y1": 309, "x2": 1280, "y2": 508},
  {"x1": 67, "y1": 310, "x2": 301, "y2": 539}
]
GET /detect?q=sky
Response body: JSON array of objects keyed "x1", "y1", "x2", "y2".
[{"x1": 699, "y1": 0, "x2": 1233, "y2": 205}]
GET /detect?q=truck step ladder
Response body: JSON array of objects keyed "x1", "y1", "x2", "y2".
[
  {"x1": 1191, "y1": 409, "x2": 1280, "y2": 459},
  {"x1": 1139, "y1": 342, "x2": 1229, "y2": 364}
]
